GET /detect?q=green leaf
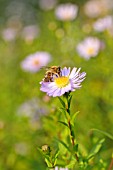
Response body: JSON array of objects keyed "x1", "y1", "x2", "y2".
[
  {"x1": 73, "y1": 144, "x2": 78, "y2": 152},
  {"x1": 52, "y1": 149, "x2": 59, "y2": 166},
  {"x1": 68, "y1": 95, "x2": 72, "y2": 109},
  {"x1": 71, "y1": 128, "x2": 75, "y2": 138},
  {"x1": 58, "y1": 121, "x2": 69, "y2": 128},
  {"x1": 54, "y1": 149, "x2": 59, "y2": 159},
  {"x1": 37, "y1": 147, "x2": 52, "y2": 167},
  {"x1": 37, "y1": 147, "x2": 42, "y2": 152},
  {"x1": 87, "y1": 138, "x2": 105, "y2": 160},
  {"x1": 58, "y1": 97, "x2": 65, "y2": 108},
  {"x1": 92, "y1": 128, "x2": 113, "y2": 140},
  {"x1": 58, "y1": 108, "x2": 66, "y2": 115},
  {"x1": 45, "y1": 157, "x2": 52, "y2": 167},
  {"x1": 55, "y1": 138, "x2": 71, "y2": 152},
  {"x1": 67, "y1": 161, "x2": 75, "y2": 168},
  {"x1": 71, "y1": 111, "x2": 80, "y2": 126}
]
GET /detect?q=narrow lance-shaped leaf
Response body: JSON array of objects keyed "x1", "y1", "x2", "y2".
[
  {"x1": 71, "y1": 111, "x2": 80, "y2": 126},
  {"x1": 55, "y1": 138, "x2": 71, "y2": 152},
  {"x1": 45, "y1": 157, "x2": 53, "y2": 168},
  {"x1": 70, "y1": 124, "x2": 75, "y2": 138},
  {"x1": 92, "y1": 128, "x2": 113, "y2": 140},
  {"x1": 58, "y1": 97, "x2": 65, "y2": 108},
  {"x1": 58, "y1": 121, "x2": 69, "y2": 129},
  {"x1": 87, "y1": 138, "x2": 105, "y2": 160},
  {"x1": 52, "y1": 149, "x2": 59, "y2": 166},
  {"x1": 73, "y1": 143, "x2": 79, "y2": 153}
]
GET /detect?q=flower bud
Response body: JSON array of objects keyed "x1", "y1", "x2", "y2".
[{"x1": 41, "y1": 145, "x2": 51, "y2": 155}]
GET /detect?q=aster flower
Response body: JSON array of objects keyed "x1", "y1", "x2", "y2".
[
  {"x1": 21, "y1": 51, "x2": 51, "y2": 73},
  {"x1": 76, "y1": 37, "x2": 102, "y2": 60},
  {"x1": 93, "y1": 15, "x2": 113, "y2": 32},
  {"x1": 55, "y1": 3, "x2": 78, "y2": 21},
  {"x1": 21, "y1": 25, "x2": 39, "y2": 43},
  {"x1": 40, "y1": 67, "x2": 86, "y2": 97},
  {"x1": 84, "y1": 0, "x2": 102, "y2": 18},
  {"x1": 2, "y1": 27, "x2": 18, "y2": 42},
  {"x1": 84, "y1": 0, "x2": 113, "y2": 18}
]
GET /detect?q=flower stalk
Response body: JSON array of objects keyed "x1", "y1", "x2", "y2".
[{"x1": 64, "y1": 93, "x2": 79, "y2": 163}]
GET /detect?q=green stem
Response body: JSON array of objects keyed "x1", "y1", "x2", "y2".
[
  {"x1": 65, "y1": 94, "x2": 79, "y2": 163},
  {"x1": 108, "y1": 157, "x2": 113, "y2": 170}
]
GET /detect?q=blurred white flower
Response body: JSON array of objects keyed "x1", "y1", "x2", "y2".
[
  {"x1": 14, "y1": 142, "x2": 28, "y2": 156},
  {"x1": 84, "y1": 0, "x2": 113, "y2": 18},
  {"x1": 39, "y1": 0, "x2": 57, "y2": 10},
  {"x1": 21, "y1": 51, "x2": 51, "y2": 73},
  {"x1": 55, "y1": 167, "x2": 68, "y2": 170},
  {"x1": 55, "y1": 3, "x2": 78, "y2": 21},
  {"x1": 2, "y1": 28, "x2": 18, "y2": 42},
  {"x1": 93, "y1": 15, "x2": 113, "y2": 32},
  {"x1": 76, "y1": 37, "x2": 102, "y2": 60},
  {"x1": 21, "y1": 25, "x2": 39, "y2": 43}
]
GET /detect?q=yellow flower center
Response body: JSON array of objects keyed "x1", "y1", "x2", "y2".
[
  {"x1": 54, "y1": 76, "x2": 69, "y2": 88},
  {"x1": 87, "y1": 47, "x2": 95, "y2": 55},
  {"x1": 33, "y1": 59, "x2": 39, "y2": 66}
]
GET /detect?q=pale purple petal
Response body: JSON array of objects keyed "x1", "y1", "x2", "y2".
[
  {"x1": 69, "y1": 67, "x2": 79, "y2": 79},
  {"x1": 61, "y1": 67, "x2": 70, "y2": 76}
]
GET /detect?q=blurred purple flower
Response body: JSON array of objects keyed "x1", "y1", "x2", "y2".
[
  {"x1": 39, "y1": 0, "x2": 57, "y2": 10},
  {"x1": 93, "y1": 15, "x2": 113, "y2": 32},
  {"x1": 21, "y1": 51, "x2": 51, "y2": 73},
  {"x1": 21, "y1": 25, "x2": 40, "y2": 43},
  {"x1": 76, "y1": 37, "x2": 103, "y2": 60},
  {"x1": 55, "y1": 3, "x2": 78, "y2": 21},
  {"x1": 40, "y1": 67, "x2": 86, "y2": 97},
  {"x1": 2, "y1": 28, "x2": 18, "y2": 42},
  {"x1": 84, "y1": 0, "x2": 113, "y2": 18}
]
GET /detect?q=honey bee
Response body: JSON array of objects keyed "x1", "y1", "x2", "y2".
[{"x1": 42, "y1": 66, "x2": 62, "y2": 82}]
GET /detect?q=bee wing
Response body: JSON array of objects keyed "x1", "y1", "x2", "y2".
[{"x1": 40, "y1": 66, "x2": 51, "y2": 70}]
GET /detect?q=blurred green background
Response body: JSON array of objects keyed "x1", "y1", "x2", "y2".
[{"x1": 0, "y1": 0, "x2": 113, "y2": 169}]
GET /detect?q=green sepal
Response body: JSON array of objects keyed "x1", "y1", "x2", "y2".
[{"x1": 87, "y1": 138, "x2": 105, "y2": 161}]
